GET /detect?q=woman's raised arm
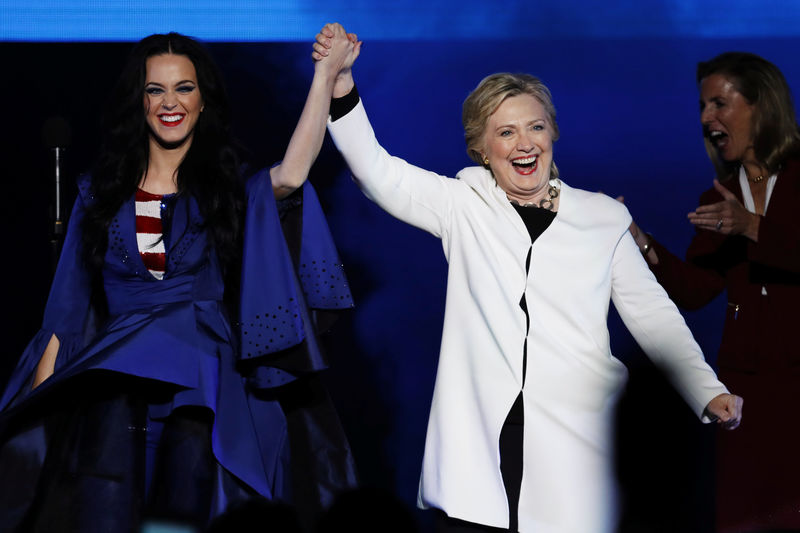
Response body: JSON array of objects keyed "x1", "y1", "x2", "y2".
[{"x1": 270, "y1": 23, "x2": 361, "y2": 199}]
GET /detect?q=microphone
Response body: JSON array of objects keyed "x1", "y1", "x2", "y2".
[{"x1": 41, "y1": 116, "x2": 72, "y2": 238}]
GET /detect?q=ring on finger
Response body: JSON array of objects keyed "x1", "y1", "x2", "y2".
[{"x1": 716, "y1": 219, "x2": 723, "y2": 230}]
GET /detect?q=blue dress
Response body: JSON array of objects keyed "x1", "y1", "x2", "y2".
[{"x1": 0, "y1": 169, "x2": 356, "y2": 531}]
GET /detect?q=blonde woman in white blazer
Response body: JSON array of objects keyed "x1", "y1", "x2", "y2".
[{"x1": 314, "y1": 24, "x2": 743, "y2": 533}]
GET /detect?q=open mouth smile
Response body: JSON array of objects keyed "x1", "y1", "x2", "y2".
[
  {"x1": 158, "y1": 113, "x2": 186, "y2": 127},
  {"x1": 512, "y1": 155, "x2": 538, "y2": 175},
  {"x1": 708, "y1": 129, "x2": 728, "y2": 149}
]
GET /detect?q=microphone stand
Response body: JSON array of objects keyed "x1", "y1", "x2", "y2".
[
  {"x1": 43, "y1": 116, "x2": 71, "y2": 275},
  {"x1": 50, "y1": 146, "x2": 65, "y2": 274}
]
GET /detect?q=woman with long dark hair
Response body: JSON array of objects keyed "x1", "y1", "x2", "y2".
[{"x1": 0, "y1": 28, "x2": 360, "y2": 531}]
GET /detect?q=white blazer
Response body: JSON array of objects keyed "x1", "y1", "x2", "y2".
[{"x1": 328, "y1": 99, "x2": 727, "y2": 533}]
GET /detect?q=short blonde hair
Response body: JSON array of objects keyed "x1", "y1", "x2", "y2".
[{"x1": 462, "y1": 73, "x2": 560, "y2": 178}]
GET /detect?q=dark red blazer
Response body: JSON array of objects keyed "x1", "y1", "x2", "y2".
[{"x1": 650, "y1": 157, "x2": 800, "y2": 372}]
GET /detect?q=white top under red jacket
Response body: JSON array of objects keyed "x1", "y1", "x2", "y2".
[{"x1": 328, "y1": 99, "x2": 728, "y2": 533}]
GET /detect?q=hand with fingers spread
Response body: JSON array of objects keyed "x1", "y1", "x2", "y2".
[
  {"x1": 704, "y1": 393, "x2": 744, "y2": 430},
  {"x1": 687, "y1": 179, "x2": 760, "y2": 241}
]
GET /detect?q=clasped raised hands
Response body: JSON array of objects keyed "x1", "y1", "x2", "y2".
[{"x1": 312, "y1": 23, "x2": 361, "y2": 97}]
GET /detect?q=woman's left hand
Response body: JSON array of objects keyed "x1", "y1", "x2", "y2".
[
  {"x1": 687, "y1": 180, "x2": 760, "y2": 241},
  {"x1": 704, "y1": 393, "x2": 743, "y2": 430}
]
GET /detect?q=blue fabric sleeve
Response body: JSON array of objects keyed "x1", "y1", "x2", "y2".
[
  {"x1": 298, "y1": 183, "x2": 354, "y2": 311},
  {"x1": 238, "y1": 170, "x2": 353, "y2": 390},
  {"x1": 239, "y1": 169, "x2": 307, "y2": 360},
  {"x1": 1, "y1": 180, "x2": 94, "y2": 411}
]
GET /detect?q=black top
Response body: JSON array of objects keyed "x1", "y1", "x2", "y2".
[
  {"x1": 505, "y1": 205, "x2": 555, "y2": 427},
  {"x1": 511, "y1": 203, "x2": 556, "y2": 243}
]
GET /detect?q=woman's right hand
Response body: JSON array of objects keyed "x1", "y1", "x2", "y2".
[{"x1": 312, "y1": 23, "x2": 361, "y2": 97}]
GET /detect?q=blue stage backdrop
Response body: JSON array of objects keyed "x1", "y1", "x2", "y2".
[
  {"x1": 2, "y1": 3, "x2": 800, "y2": 531},
  {"x1": 2, "y1": 0, "x2": 800, "y2": 41}
]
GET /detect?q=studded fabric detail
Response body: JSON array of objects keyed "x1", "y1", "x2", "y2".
[
  {"x1": 107, "y1": 212, "x2": 142, "y2": 277},
  {"x1": 296, "y1": 183, "x2": 354, "y2": 310},
  {"x1": 239, "y1": 300, "x2": 304, "y2": 359},
  {"x1": 166, "y1": 209, "x2": 204, "y2": 274},
  {"x1": 298, "y1": 259, "x2": 352, "y2": 309}
]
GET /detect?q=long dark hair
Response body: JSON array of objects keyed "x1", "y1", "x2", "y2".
[
  {"x1": 84, "y1": 32, "x2": 244, "y2": 274},
  {"x1": 697, "y1": 52, "x2": 800, "y2": 179}
]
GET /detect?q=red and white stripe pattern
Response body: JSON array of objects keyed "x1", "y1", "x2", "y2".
[{"x1": 135, "y1": 188, "x2": 166, "y2": 280}]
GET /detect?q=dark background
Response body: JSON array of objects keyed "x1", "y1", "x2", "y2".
[{"x1": 3, "y1": 37, "x2": 799, "y2": 531}]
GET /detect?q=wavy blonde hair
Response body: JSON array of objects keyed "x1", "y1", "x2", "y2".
[{"x1": 462, "y1": 73, "x2": 560, "y2": 178}]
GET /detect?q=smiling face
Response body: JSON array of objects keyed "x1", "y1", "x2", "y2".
[
  {"x1": 143, "y1": 53, "x2": 203, "y2": 149},
  {"x1": 481, "y1": 93, "x2": 554, "y2": 205},
  {"x1": 699, "y1": 73, "x2": 756, "y2": 164}
]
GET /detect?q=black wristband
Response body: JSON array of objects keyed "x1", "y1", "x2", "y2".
[{"x1": 330, "y1": 84, "x2": 359, "y2": 122}]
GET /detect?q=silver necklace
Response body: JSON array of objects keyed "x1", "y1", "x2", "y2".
[{"x1": 510, "y1": 183, "x2": 559, "y2": 211}]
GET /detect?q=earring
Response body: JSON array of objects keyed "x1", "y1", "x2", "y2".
[{"x1": 483, "y1": 156, "x2": 489, "y2": 166}]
